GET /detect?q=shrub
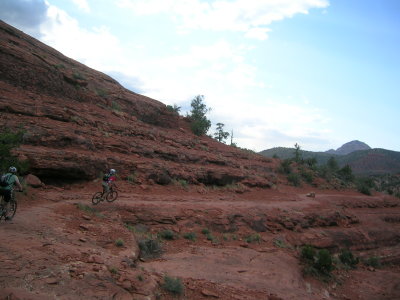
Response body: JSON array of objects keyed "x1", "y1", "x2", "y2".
[
  {"x1": 138, "y1": 238, "x2": 162, "y2": 259},
  {"x1": 300, "y1": 169, "x2": 314, "y2": 184},
  {"x1": 0, "y1": 130, "x2": 29, "y2": 174},
  {"x1": 183, "y1": 232, "x2": 196, "y2": 241},
  {"x1": 162, "y1": 275, "x2": 184, "y2": 295},
  {"x1": 301, "y1": 245, "x2": 316, "y2": 261},
  {"x1": 315, "y1": 249, "x2": 333, "y2": 275},
  {"x1": 166, "y1": 104, "x2": 181, "y2": 114},
  {"x1": 127, "y1": 173, "x2": 136, "y2": 183},
  {"x1": 339, "y1": 249, "x2": 359, "y2": 268},
  {"x1": 278, "y1": 159, "x2": 292, "y2": 174},
  {"x1": 201, "y1": 228, "x2": 210, "y2": 235},
  {"x1": 158, "y1": 229, "x2": 176, "y2": 240},
  {"x1": 245, "y1": 233, "x2": 261, "y2": 243},
  {"x1": 364, "y1": 256, "x2": 381, "y2": 268},
  {"x1": 287, "y1": 173, "x2": 301, "y2": 186},
  {"x1": 115, "y1": 238, "x2": 124, "y2": 247},
  {"x1": 112, "y1": 101, "x2": 121, "y2": 112}
]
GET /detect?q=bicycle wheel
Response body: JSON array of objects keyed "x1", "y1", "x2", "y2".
[
  {"x1": 106, "y1": 190, "x2": 118, "y2": 202},
  {"x1": 92, "y1": 192, "x2": 103, "y2": 205},
  {"x1": 5, "y1": 200, "x2": 17, "y2": 220}
]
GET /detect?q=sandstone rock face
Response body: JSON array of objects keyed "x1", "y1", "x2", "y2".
[{"x1": 0, "y1": 21, "x2": 277, "y2": 188}]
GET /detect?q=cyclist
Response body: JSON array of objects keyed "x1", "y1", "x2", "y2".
[
  {"x1": 102, "y1": 168, "x2": 116, "y2": 199},
  {"x1": 0, "y1": 166, "x2": 23, "y2": 220}
]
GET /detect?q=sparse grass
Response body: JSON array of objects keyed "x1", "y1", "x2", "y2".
[
  {"x1": 183, "y1": 232, "x2": 197, "y2": 241},
  {"x1": 109, "y1": 267, "x2": 118, "y2": 274},
  {"x1": 245, "y1": 233, "x2": 261, "y2": 243},
  {"x1": 274, "y1": 238, "x2": 289, "y2": 248},
  {"x1": 162, "y1": 275, "x2": 184, "y2": 295},
  {"x1": 158, "y1": 229, "x2": 176, "y2": 240},
  {"x1": 54, "y1": 63, "x2": 66, "y2": 69},
  {"x1": 95, "y1": 88, "x2": 108, "y2": 98},
  {"x1": 115, "y1": 238, "x2": 125, "y2": 247},
  {"x1": 76, "y1": 203, "x2": 104, "y2": 218},
  {"x1": 137, "y1": 275, "x2": 144, "y2": 281}
]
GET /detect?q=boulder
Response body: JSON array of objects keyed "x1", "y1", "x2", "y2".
[{"x1": 25, "y1": 174, "x2": 43, "y2": 188}]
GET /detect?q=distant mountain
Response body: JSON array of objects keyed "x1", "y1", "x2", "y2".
[
  {"x1": 259, "y1": 143, "x2": 400, "y2": 175},
  {"x1": 326, "y1": 140, "x2": 371, "y2": 155}
]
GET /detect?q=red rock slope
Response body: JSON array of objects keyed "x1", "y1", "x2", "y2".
[{"x1": 0, "y1": 20, "x2": 275, "y2": 187}]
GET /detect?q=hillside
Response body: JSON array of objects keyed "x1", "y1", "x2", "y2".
[
  {"x1": 1, "y1": 21, "x2": 400, "y2": 300},
  {"x1": 0, "y1": 20, "x2": 275, "y2": 188},
  {"x1": 260, "y1": 146, "x2": 400, "y2": 175}
]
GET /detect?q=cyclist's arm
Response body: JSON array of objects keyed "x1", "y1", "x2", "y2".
[{"x1": 14, "y1": 175, "x2": 23, "y2": 191}]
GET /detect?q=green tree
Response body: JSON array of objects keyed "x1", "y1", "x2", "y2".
[
  {"x1": 293, "y1": 143, "x2": 302, "y2": 163},
  {"x1": 188, "y1": 95, "x2": 211, "y2": 136},
  {"x1": 214, "y1": 123, "x2": 230, "y2": 143},
  {"x1": 327, "y1": 156, "x2": 339, "y2": 171},
  {"x1": 338, "y1": 164, "x2": 354, "y2": 182}
]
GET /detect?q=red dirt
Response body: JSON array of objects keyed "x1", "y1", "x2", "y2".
[{"x1": 1, "y1": 181, "x2": 399, "y2": 300}]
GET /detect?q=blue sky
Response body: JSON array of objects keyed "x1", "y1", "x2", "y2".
[{"x1": 1, "y1": 0, "x2": 399, "y2": 152}]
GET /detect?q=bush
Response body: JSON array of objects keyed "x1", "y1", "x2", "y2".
[
  {"x1": 115, "y1": 238, "x2": 124, "y2": 247},
  {"x1": 287, "y1": 173, "x2": 301, "y2": 186},
  {"x1": 0, "y1": 130, "x2": 29, "y2": 174},
  {"x1": 138, "y1": 238, "x2": 162, "y2": 259},
  {"x1": 162, "y1": 275, "x2": 184, "y2": 295},
  {"x1": 201, "y1": 228, "x2": 210, "y2": 235},
  {"x1": 245, "y1": 233, "x2": 261, "y2": 243},
  {"x1": 301, "y1": 245, "x2": 316, "y2": 261},
  {"x1": 315, "y1": 249, "x2": 333, "y2": 275},
  {"x1": 364, "y1": 256, "x2": 381, "y2": 268},
  {"x1": 158, "y1": 229, "x2": 176, "y2": 240},
  {"x1": 183, "y1": 232, "x2": 196, "y2": 241},
  {"x1": 300, "y1": 169, "x2": 314, "y2": 184},
  {"x1": 278, "y1": 159, "x2": 292, "y2": 174},
  {"x1": 339, "y1": 249, "x2": 359, "y2": 268}
]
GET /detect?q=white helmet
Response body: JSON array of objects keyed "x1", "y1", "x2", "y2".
[
  {"x1": 9, "y1": 166, "x2": 17, "y2": 173},
  {"x1": 109, "y1": 169, "x2": 116, "y2": 174}
]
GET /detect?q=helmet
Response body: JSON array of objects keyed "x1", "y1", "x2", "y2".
[
  {"x1": 109, "y1": 169, "x2": 116, "y2": 174},
  {"x1": 9, "y1": 166, "x2": 17, "y2": 173}
]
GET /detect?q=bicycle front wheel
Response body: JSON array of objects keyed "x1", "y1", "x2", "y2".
[
  {"x1": 106, "y1": 190, "x2": 118, "y2": 202},
  {"x1": 92, "y1": 192, "x2": 103, "y2": 205}
]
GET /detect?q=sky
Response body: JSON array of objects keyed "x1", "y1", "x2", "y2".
[{"x1": 1, "y1": 0, "x2": 399, "y2": 152}]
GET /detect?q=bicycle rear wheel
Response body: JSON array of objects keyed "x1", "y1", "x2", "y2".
[
  {"x1": 106, "y1": 190, "x2": 118, "y2": 202},
  {"x1": 5, "y1": 200, "x2": 17, "y2": 220},
  {"x1": 92, "y1": 192, "x2": 103, "y2": 205}
]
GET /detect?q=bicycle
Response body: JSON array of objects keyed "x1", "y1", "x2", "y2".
[
  {"x1": 91, "y1": 184, "x2": 118, "y2": 205},
  {"x1": 0, "y1": 189, "x2": 18, "y2": 221}
]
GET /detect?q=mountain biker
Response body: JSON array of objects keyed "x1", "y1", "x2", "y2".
[
  {"x1": 102, "y1": 168, "x2": 116, "y2": 199},
  {"x1": 0, "y1": 166, "x2": 23, "y2": 220}
]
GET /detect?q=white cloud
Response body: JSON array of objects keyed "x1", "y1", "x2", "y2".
[
  {"x1": 2, "y1": 0, "x2": 331, "y2": 151},
  {"x1": 117, "y1": 0, "x2": 329, "y2": 40},
  {"x1": 71, "y1": 0, "x2": 90, "y2": 12}
]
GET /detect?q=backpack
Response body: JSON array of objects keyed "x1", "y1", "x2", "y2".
[{"x1": 0, "y1": 174, "x2": 11, "y2": 187}]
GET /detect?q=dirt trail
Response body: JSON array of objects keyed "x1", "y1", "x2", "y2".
[{"x1": 1, "y1": 183, "x2": 400, "y2": 300}]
